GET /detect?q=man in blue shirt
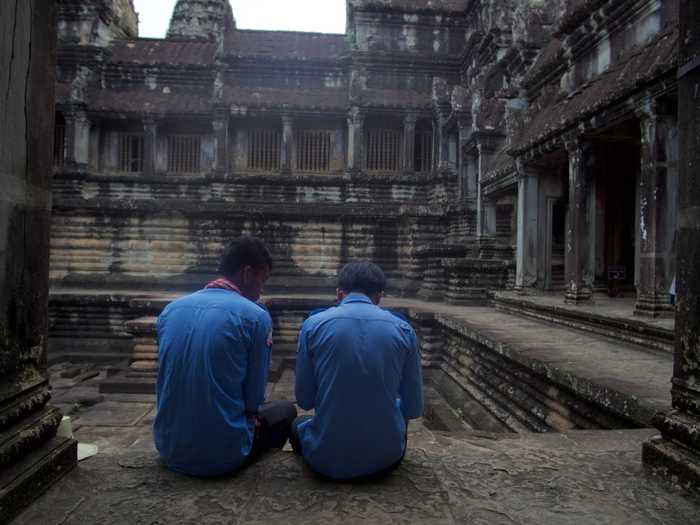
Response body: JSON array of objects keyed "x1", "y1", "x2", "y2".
[
  {"x1": 291, "y1": 262, "x2": 424, "y2": 480},
  {"x1": 154, "y1": 236, "x2": 296, "y2": 477}
]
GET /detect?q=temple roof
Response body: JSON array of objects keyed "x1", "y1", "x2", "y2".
[
  {"x1": 224, "y1": 30, "x2": 349, "y2": 61},
  {"x1": 109, "y1": 39, "x2": 217, "y2": 66},
  {"x1": 356, "y1": 88, "x2": 432, "y2": 109},
  {"x1": 89, "y1": 87, "x2": 211, "y2": 115},
  {"x1": 510, "y1": 27, "x2": 678, "y2": 154},
  {"x1": 348, "y1": 0, "x2": 469, "y2": 14},
  {"x1": 222, "y1": 85, "x2": 348, "y2": 111}
]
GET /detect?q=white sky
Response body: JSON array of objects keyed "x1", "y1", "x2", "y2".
[{"x1": 133, "y1": 0, "x2": 347, "y2": 37}]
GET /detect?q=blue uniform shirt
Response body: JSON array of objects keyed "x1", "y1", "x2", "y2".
[
  {"x1": 295, "y1": 293, "x2": 424, "y2": 479},
  {"x1": 154, "y1": 288, "x2": 272, "y2": 477}
]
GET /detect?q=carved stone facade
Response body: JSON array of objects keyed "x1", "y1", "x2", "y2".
[
  {"x1": 44, "y1": 0, "x2": 700, "y2": 493},
  {"x1": 49, "y1": 0, "x2": 681, "y2": 353}
]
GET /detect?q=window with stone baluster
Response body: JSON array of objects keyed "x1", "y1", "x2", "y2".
[
  {"x1": 365, "y1": 128, "x2": 401, "y2": 172},
  {"x1": 167, "y1": 134, "x2": 201, "y2": 173},
  {"x1": 117, "y1": 133, "x2": 144, "y2": 173},
  {"x1": 248, "y1": 129, "x2": 281, "y2": 171},
  {"x1": 295, "y1": 129, "x2": 331, "y2": 172}
]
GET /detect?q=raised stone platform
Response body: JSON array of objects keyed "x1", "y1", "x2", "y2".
[
  {"x1": 88, "y1": 292, "x2": 677, "y2": 433},
  {"x1": 12, "y1": 426, "x2": 700, "y2": 524},
  {"x1": 493, "y1": 291, "x2": 675, "y2": 354}
]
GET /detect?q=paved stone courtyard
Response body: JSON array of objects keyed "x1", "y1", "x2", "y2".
[{"x1": 12, "y1": 361, "x2": 699, "y2": 524}]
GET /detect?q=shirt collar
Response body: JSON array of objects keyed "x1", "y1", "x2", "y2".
[{"x1": 340, "y1": 293, "x2": 374, "y2": 305}]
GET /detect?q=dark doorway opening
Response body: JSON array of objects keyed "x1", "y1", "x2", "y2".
[{"x1": 594, "y1": 124, "x2": 640, "y2": 291}]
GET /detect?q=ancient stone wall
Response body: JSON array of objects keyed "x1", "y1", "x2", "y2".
[{"x1": 0, "y1": 1, "x2": 77, "y2": 521}]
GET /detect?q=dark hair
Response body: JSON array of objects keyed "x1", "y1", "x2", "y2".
[
  {"x1": 337, "y1": 262, "x2": 386, "y2": 296},
  {"x1": 218, "y1": 236, "x2": 272, "y2": 278}
]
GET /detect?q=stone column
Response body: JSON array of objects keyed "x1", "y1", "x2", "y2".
[
  {"x1": 281, "y1": 114, "x2": 294, "y2": 173},
  {"x1": 477, "y1": 140, "x2": 498, "y2": 236},
  {"x1": 347, "y1": 106, "x2": 364, "y2": 171},
  {"x1": 212, "y1": 113, "x2": 229, "y2": 174},
  {"x1": 457, "y1": 121, "x2": 471, "y2": 198},
  {"x1": 0, "y1": 2, "x2": 76, "y2": 522},
  {"x1": 515, "y1": 162, "x2": 540, "y2": 291},
  {"x1": 403, "y1": 113, "x2": 416, "y2": 172},
  {"x1": 142, "y1": 117, "x2": 157, "y2": 177},
  {"x1": 643, "y1": 0, "x2": 700, "y2": 490},
  {"x1": 634, "y1": 100, "x2": 678, "y2": 317},
  {"x1": 436, "y1": 116, "x2": 450, "y2": 170},
  {"x1": 564, "y1": 138, "x2": 594, "y2": 304},
  {"x1": 64, "y1": 110, "x2": 90, "y2": 168},
  {"x1": 63, "y1": 113, "x2": 76, "y2": 165}
]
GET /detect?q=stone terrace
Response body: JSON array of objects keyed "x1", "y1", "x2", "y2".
[{"x1": 22, "y1": 290, "x2": 698, "y2": 523}]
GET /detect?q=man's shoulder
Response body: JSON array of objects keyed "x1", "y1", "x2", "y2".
[
  {"x1": 161, "y1": 290, "x2": 270, "y2": 325},
  {"x1": 302, "y1": 304, "x2": 413, "y2": 333}
]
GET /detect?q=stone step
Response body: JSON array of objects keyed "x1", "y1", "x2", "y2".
[{"x1": 492, "y1": 291, "x2": 674, "y2": 354}]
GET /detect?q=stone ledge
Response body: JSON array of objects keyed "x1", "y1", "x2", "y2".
[{"x1": 493, "y1": 292, "x2": 674, "y2": 354}]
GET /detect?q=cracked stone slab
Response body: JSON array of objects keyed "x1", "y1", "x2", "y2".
[{"x1": 72, "y1": 401, "x2": 152, "y2": 427}]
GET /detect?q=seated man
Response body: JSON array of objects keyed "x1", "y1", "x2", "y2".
[
  {"x1": 154, "y1": 236, "x2": 296, "y2": 477},
  {"x1": 291, "y1": 262, "x2": 424, "y2": 480}
]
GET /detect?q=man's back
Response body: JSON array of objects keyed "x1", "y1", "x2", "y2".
[
  {"x1": 295, "y1": 293, "x2": 423, "y2": 479},
  {"x1": 154, "y1": 288, "x2": 271, "y2": 476}
]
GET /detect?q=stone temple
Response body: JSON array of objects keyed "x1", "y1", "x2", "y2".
[{"x1": 2, "y1": 0, "x2": 700, "y2": 523}]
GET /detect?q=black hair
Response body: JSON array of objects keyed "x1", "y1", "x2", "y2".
[
  {"x1": 218, "y1": 236, "x2": 272, "y2": 278},
  {"x1": 337, "y1": 262, "x2": 386, "y2": 296}
]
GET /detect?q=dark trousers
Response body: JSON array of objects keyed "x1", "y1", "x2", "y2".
[
  {"x1": 290, "y1": 415, "x2": 406, "y2": 481},
  {"x1": 245, "y1": 400, "x2": 297, "y2": 465}
]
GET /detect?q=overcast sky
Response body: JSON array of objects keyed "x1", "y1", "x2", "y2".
[{"x1": 133, "y1": 0, "x2": 347, "y2": 37}]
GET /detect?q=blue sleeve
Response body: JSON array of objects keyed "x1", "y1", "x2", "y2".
[
  {"x1": 295, "y1": 322, "x2": 317, "y2": 410},
  {"x1": 243, "y1": 314, "x2": 272, "y2": 415},
  {"x1": 399, "y1": 328, "x2": 423, "y2": 420}
]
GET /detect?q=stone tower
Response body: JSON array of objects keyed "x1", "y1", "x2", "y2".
[{"x1": 166, "y1": 0, "x2": 235, "y2": 41}]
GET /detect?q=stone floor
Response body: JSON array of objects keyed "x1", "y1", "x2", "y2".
[{"x1": 13, "y1": 361, "x2": 699, "y2": 524}]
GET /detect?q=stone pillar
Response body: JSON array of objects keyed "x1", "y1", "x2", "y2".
[
  {"x1": 643, "y1": 0, "x2": 700, "y2": 490},
  {"x1": 212, "y1": 113, "x2": 229, "y2": 174},
  {"x1": 478, "y1": 141, "x2": 498, "y2": 236},
  {"x1": 403, "y1": 113, "x2": 416, "y2": 172},
  {"x1": 347, "y1": 106, "x2": 364, "y2": 171},
  {"x1": 75, "y1": 111, "x2": 91, "y2": 167},
  {"x1": 515, "y1": 163, "x2": 540, "y2": 291},
  {"x1": 436, "y1": 116, "x2": 450, "y2": 170},
  {"x1": 0, "y1": 2, "x2": 76, "y2": 522},
  {"x1": 457, "y1": 121, "x2": 471, "y2": 199},
  {"x1": 143, "y1": 117, "x2": 157, "y2": 177},
  {"x1": 564, "y1": 139, "x2": 594, "y2": 304},
  {"x1": 634, "y1": 100, "x2": 678, "y2": 317},
  {"x1": 281, "y1": 114, "x2": 294, "y2": 173},
  {"x1": 63, "y1": 114, "x2": 76, "y2": 165},
  {"x1": 64, "y1": 110, "x2": 90, "y2": 168}
]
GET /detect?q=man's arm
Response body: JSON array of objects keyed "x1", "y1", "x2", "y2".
[
  {"x1": 399, "y1": 329, "x2": 424, "y2": 420},
  {"x1": 295, "y1": 322, "x2": 317, "y2": 410},
  {"x1": 243, "y1": 315, "x2": 272, "y2": 415}
]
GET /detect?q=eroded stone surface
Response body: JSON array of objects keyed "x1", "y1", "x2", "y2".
[{"x1": 12, "y1": 430, "x2": 700, "y2": 524}]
